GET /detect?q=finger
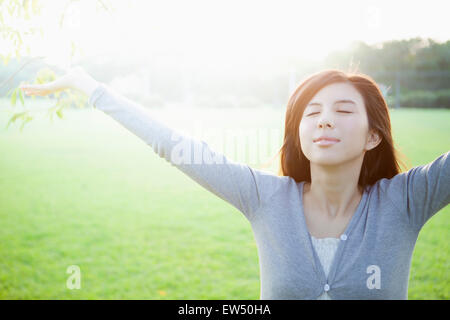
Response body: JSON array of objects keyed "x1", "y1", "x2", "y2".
[
  {"x1": 21, "y1": 87, "x2": 46, "y2": 96},
  {"x1": 21, "y1": 84, "x2": 51, "y2": 95},
  {"x1": 22, "y1": 90, "x2": 44, "y2": 96},
  {"x1": 20, "y1": 84, "x2": 48, "y2": 90}
]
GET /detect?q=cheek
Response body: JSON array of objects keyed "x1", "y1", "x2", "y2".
[
  {"x1": 298, "y1": 120, "x2": 312, "y2": 144},
  {"x1": 298, "y1": 120, "x2": 317, "y2": 157},
  {"x1": 340, "y1": 116, "x2": 367, "y2": 133},
  {"x1": 339, "y1": 118, "x2": 369, "y2": 147}
]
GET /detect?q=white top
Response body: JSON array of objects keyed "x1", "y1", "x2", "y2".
[{"x1": 310, "y1": 236, "x2": 341, "y2": 300}]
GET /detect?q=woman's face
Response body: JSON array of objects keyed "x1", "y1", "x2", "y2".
[{"x1": 299, "y1": 82, "x2": 375, "y2": 166}]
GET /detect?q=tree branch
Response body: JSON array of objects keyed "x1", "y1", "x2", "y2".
[{"x1": 0, "y1": 56, "x2": 45, "y2": 91}]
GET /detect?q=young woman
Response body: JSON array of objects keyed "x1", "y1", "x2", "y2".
[{"x1": 20, "y1": 68, "x2": 449, "y2": 300}]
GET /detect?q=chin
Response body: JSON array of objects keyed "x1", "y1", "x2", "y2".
[
  {"x1": 308, "y1": 153, "x2": 346, "y2": 166},
  {"x1": 312, "y1": 159, "x2": 344, "y2": 167}
]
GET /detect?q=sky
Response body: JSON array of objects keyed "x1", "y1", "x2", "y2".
[{"x1": 3, "y1": 0, "x2": 450, "y2": 69}]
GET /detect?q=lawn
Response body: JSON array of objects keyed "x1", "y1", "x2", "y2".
[{"x1": 0, "y1": 101, "x2": 448, "y2": 299}]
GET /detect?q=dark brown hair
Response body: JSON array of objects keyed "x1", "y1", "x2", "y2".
[{"x1": 262, "y1": 69, "x2": 410, "y2": 193}]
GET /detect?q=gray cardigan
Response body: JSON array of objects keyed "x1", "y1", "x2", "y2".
[{"x1": 88, "y1": 83, "x2": 450, "y2": 300}]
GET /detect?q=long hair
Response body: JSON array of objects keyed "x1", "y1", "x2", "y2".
[{"x1": 262, "y1": 69, "x2": 410, "y2": 193}]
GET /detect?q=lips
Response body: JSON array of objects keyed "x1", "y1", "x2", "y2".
[{"x1": 313, "y1": 136, "x2": 340, "y2": 143}]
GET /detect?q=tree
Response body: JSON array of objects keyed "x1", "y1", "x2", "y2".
[{"x1": 0, "y1": 0, "x2": 113, "y2": 131}]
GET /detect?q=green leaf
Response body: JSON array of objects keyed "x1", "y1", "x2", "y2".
[
  {"x1": 19, "y1": 88, "x2": 25, "y2": 106},
  {"x1": 17, "y1": 32, "x2": 22, "y2": 46},
  {"x1": 56, "y1": 108, "x2": 64, "y2": 119},
  {"x1": 19, "y1": 115, "x2": 33, "y2": 132},
  {"x1": 6, "y1": 111, "x2": 27, "y2": 129},
  {"x1": 5, "y1": 87, "x2": 14, "y2": 97},
  {"x1": 46, "y1": 105, "x2": 55, "y2": 123},
  {"x1": 32, "y1": 0, "x2": 38, "y2": 13},
  {"x1": 35, "y1": 67, "x2": 56, "y2": 84},
  {"x1": 2, "y1": 53, "x2": 11, "y2": 65},
  {"x1": 11, "y1": 88, "x2": 17, "y2": 106}
]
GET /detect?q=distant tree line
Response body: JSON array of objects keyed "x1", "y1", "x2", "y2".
[
  {"x1": 2, "y1": 37, "x2": 449, "y2": 111},
  {"x1": 323, "y1": 38, "x2": 450, "y2": 109}
]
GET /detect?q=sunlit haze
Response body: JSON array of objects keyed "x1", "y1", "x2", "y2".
[{"x1": 6, "y1": 0, "x2": 449, "y2": 70}]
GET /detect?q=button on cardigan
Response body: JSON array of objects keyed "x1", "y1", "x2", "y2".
[
  {"x1": 88, "y1": 83, "x2": 450, "y2": 300},
  {"x1": 311, "y1": 236, "x2": 341, "y2": 300}
]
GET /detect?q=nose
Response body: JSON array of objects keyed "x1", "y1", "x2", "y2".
[{"x1": 317, "y1": 111, "x2": 334, "y2": 129}]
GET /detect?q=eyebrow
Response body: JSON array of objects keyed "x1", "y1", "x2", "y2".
[{"x1": 307, "y1": 99, "x2": 356, "y2": 107}]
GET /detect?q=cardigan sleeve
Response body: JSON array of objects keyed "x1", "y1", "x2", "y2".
[
  {"x1": 378, "y1": 151, "x2": 450, "y2": 231},
  {"x1": 88, "y1": 83, "x2": 283, "y2": 222}
]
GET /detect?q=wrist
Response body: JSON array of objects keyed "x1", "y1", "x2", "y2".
[
  {"x1": 76, "y1": 75, "x2": 99, "y2": 98},
  {"x1": 70, "y1": 69, "x2": 100, "y2": 98}
]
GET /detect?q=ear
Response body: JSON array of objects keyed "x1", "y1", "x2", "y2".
[{"x1": 365, "y1": 129, "x2": 382, "y2": 151}]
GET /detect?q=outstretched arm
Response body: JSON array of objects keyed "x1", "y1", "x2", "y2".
[
  {"x1": 21, "y1": 67, "x2": 286, "y2": 222},
  {"x1": 379, "y1": 151, "x2": 450, "y2": 231}
]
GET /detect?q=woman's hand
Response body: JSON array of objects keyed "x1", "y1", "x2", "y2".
[{"x1": 20, "y1": 66, "x2": 99, "y2": 98}]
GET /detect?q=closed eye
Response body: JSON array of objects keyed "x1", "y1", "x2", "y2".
[{"x1": 306, "y1": 111, "x2": 352, "y2": 116}]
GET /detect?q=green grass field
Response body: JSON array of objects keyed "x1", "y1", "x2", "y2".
[{"x1": 0, "y1": 101, "x2": 449, "y2": 299}]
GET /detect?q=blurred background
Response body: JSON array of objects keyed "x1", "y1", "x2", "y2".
[
  {"x1": 2, "y1": 0, "x2": 450, "y2": 112},
  {"x1": 0, "y1": 0, "x2": 449, "y2": 299}
]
